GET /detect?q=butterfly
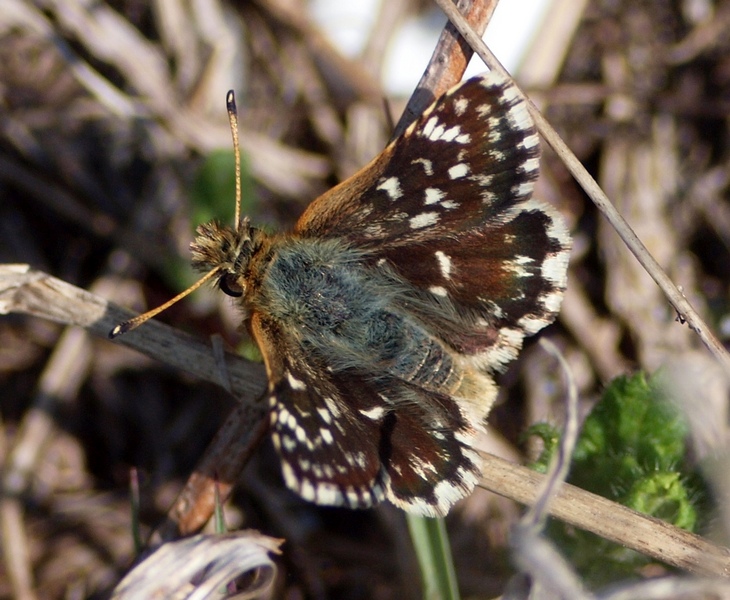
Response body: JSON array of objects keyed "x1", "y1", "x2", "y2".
[{"x1": 112, "y1": 71, "x2": 570, "y2": 517}]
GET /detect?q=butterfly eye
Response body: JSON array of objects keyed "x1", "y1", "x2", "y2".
[{"x1": 219, "y1": 273, "x2": 243, "y2": 297}]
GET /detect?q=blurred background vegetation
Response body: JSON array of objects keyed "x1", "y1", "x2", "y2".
[{"x1": 1, "y1": 0, "x2": 730, "y2": 597}]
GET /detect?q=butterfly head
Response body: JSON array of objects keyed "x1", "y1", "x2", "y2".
[{"x1": 191, "y1": 217, "x2": 264, "y2": 299}]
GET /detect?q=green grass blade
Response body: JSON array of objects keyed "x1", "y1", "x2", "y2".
[{"x1": 406, "y1": 514, "x2": 460, "y2": 600}]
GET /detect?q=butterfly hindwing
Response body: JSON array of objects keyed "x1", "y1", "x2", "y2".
[
  {"x1": 252, "y1": 312, "x2": 386, "y2": 508},
  {"x1": 377, "y1": 200, "x2": 570, "y2": 371},
  {"x1": 252, "y1": 311, "x2": 485, "y2": 517}
]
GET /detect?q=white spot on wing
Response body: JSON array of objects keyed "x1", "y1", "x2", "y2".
[
  {"x1": 422, "y1": 116, "x2": 439, "y2": 139},
  {"x1": 448, "y1": 163, "x2": 469, "y2": 179},
  {"x1": 429, "y1": 286, "x2": 448, "y2": 297},
  {"x1": 488, "y1": 148, "x2": 506, "y2": 161},
  {"x1": 518, "y1": 314, "x2": 549, "y2": 335},
  {"x1": 371, "y1": 482, "x2": 386, "y2": 502},
  {"x1": 315, "y1": 483, "x2": 342, "y2": 506},
  {"x1": 377, "y1": 176, "x2": 403, "y2": 200},
  {"x1": 344, "y1": 451, "x2": 368, "y2": 468},
  {"x1": 435, "y1": 251, "x2": 452, "y2": 279},
  {"x1": 511, "y1": 182, "x2": 532, "y2": 200},
  {"x1": 542, "y1": 251, "x2": 569, "y2": 286},
  {"x1": 409, "y1": 455, "x2": 438, "y2": 479},
  {"x1": 453, "y1": 96, "x2": 469, "y2": 116},
  {"x1": 433, "y1": 125, "x2": 470, "y2": 143},
  {"x1": 345, "y1": 487, "x2": 362, "y2": 506},
  {"x1": 475, "y1": 327, "x2": 524, "y2": 371},
  {"x1": 364, "y1": 224, "x2": 384, "y2": 237},
  {"x1": 483, "y1": 300, "x2": 505, "y2": 320},
  {"x1": 409, "y1": 212, "x2": 439, "y2": 229},
  {"x1": 354, "y1": 451, "x2": 367, "y2": 468},
  {"x1": 282, "y1": 434, "x2": 297, "y2": 452},
  {"x1": 542, "y1": 288, "x2": 566, "y2": 314},
  {"x1": 523, "y1": 156, "x2": 540, "y2": 174},
  {"x1": 520, "y1": 133, "x2": 540, "y2": 150},
  {"x1": 412, "y1": 157, "x2": 434, "y2": 175},
  {"x1": 360, "y1": 406, "x2": 385, "y2": 420},
  {"x1": 316, "y1": 407, "x2": 332, "y2": 425},
  {"x1": 320, "y1": 428, "x2": 334, "y2": 445},
  {"x1": 504, "y1": 255, "x2": 534, "y2": 278},
  {"x1": 428, "y1": 122, "x2": 446, "y2": 141},
  {"x1": 474, "y1": 173, "x2": 494, "y2": 186},
  {"x1": 476, "y1": 103, "x2": 494, "y2": 118},
  {"x1": 277, "y1": 406, "x2": 291, "y2": 425},
  {"x1": 281, "y1": 460, "x2": 298, "y2": 488},
  {"x1": 424, "y1": 187, "x2": 445, "y2": 205},
  {"x1": 300, "y1": 478, "x2": 316, "y2": 501},
  {"x1": 286, "y1": 412, "x2": 297, "y2": 431},
  {"x1": 286, "y1": 371, "x2": 306, "y2": 391},
  {"x1": 506, "y1": 101, "x2": 532, "y2": 131}
]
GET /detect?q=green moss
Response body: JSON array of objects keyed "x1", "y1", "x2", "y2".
[{"x1": 526, "y1": 372, "x2": 707, "y2": 586}]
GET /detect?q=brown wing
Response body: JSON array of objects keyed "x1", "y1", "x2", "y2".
[
  {"x1": 250, "y1": 311, "x2": 483, "y2": 516},
  {"x1": 296, "y1": 73, "x2": 570, "y2": 372}
]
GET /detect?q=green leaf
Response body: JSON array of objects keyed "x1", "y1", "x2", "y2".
[{"x1": 190, "y1": 149, "x2": 256, "y2": 228}]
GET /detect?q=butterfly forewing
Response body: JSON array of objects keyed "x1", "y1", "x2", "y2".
[
  {"x1": 296, "y1": 73, "x2": 540, "y2": 244},
  {"x1": 298, "y1": 72, "x2": 569, "y2": 372}
]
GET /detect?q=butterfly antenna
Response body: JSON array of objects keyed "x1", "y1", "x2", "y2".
[
  {"x1": 110, "y1": 92, "x2": 242, "y2": 340},
  {"x1": 109, "y1": 267, "x2": 221, "y2": 338},
  {"x1": 226, "y1": 90, "x2": 242, "y2": 231}
]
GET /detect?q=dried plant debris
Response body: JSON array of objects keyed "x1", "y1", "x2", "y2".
[
  {"x1": 111, "y1": 531, "x2": 281, "y2": 600},
  {"x1": 1, "y1": 0, "x2": 729, "y2": 598}
]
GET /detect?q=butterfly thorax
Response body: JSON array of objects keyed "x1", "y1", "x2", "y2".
[{"x1": 256, "y1": 237, "x2": 463, "y2": 395}]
